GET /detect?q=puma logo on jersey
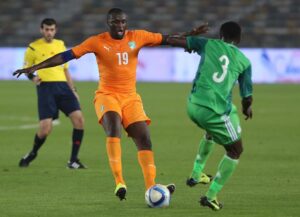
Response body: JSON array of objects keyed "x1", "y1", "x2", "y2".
[{"x1": 103, "y1": 45, "x2": 110, "y2": 51}]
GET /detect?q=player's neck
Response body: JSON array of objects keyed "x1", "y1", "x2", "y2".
[
  {"x1": 108, "y1": 31, "x2": 127, "y2": 41},
  {"x1": 221, "y1": 37, "x2": 237, "y2": 45},
  {"x1": 43, "y1": 38, "x2": 54, "y2": 43}
]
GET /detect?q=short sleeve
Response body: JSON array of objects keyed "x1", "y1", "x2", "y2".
[
  {"x1": 23, "y1": 46, "x2": 35, "y2": 68},
  {"x1": 186, "y1": 36, "x2": 208, "y2": 53},
  {"x1": 135, "y1": 30, "x2": 163, "y2": 47},
  {"x1": 72, "y1": 36, "x2": 97, "y2": 59}
]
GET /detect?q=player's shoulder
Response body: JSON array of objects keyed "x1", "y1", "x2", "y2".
[
  {"x1": 233, "y1": 45, "x2": 250, "y2": 63},
  {"x1": 130, "y1": 29, "x2": 156, "y2": 36},
  {"x1": 28, "y1": 38, "x2": 43, "y2": 47},
  {"x1": 90, "y1": 32, "x2": 108, "y2": 41},
  {"x1": 131, "y1": 29, "x2": 145, "y2": 34},
  {"x1": 53, "y1": 38, "x2": 65, "y2": 45},
  {"x1": 26, "y1": 38, "x2": 43, "y2": 51},
  {"x1": 187, "y1": 36, "x2": 209, "y2": 48},
  {"x1": 228, "y1": 44, "x2": 251, "y2": 66}
]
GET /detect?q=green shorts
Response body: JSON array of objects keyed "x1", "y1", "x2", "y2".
[{"x1": 187, "y1": 102, "x2": 241, "y2": 145}]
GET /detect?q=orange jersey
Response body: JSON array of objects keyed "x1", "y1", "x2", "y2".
[{"x1": 72, "y1": 30, "x2": 162, "y2": 93}]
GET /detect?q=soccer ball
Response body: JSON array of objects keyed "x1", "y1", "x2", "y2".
[{"x1": 145, "y1": 184, "x2": 170, "y2": 208}]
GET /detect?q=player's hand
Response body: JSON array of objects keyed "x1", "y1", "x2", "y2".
[
  {"x1": 13, "y1": 67, "x2": 35, "y2": 78},
  {"x1": 189, "y1": 23, "x2": 209, "y2": 36},
  {"x1": 242, "y1": 96, "x2": 253, "y2": 120},
  {"x1": 73, "y1": 91, "x2": 80, "y2": 101},
  {"x1": 70, "y1": 87, "x2": 80, "y2": 101},
  {"x1": 243, "y1": 106, "x2": 253, "y2": 120}
]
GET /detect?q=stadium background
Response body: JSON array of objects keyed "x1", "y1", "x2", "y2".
[
  {"x1": 0, "y1": 1, "x2": 299, "y2": 217},
  {"x1": 1, "y1": 0, "x2": 300, "y2": 82}
]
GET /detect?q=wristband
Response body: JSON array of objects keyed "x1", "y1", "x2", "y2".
[{"x1": 27, "y1": 73, "x2": 36, "y2": 80}]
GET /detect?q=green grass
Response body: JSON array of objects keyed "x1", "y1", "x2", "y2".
[{"x1": 0, "y1": 81, "x2": 299, "y2": 217}]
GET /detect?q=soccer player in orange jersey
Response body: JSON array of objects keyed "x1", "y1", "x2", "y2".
[{"x1": 13, "y1": 8, "x2": 209, "y2": 201}]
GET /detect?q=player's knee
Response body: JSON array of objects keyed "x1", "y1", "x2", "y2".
[
  {"x1": 136, "y1": 135, "x2": 152, "y2": 150},
  {"x1": 228, "y1": 147, "x2": 243, "y2": 159},
  {"x1": 225, "y1": 141, "x2": 243, "y2": 159},
  {"x1": 70, "y1": 111, "x2": 84, "y2": 129},
  {"x1": 39, "y1": 126, "x2": 52, "y2": 137},
  {"x1": 105, "y1": 124, "x2": 122, "y2": 137},
  {"x1": 75, "y1": 116, "x2": 85, "y2": 129}
]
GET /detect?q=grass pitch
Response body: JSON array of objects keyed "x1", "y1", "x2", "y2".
[{"x1": 0, "y1": 81, "x2": 299, "y2": 217}]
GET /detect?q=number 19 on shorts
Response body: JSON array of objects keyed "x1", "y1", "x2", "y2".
[{"x1": 117, "y1": 52, "x2": 128, "y2": 65}]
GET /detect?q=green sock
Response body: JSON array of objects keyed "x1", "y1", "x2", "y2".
[
  {"x1": 206, "y1": 155, "x2": 239, "y2": 200},
  {"x1": 190, "y1": 137, "x2": 215, "y2": 181}
]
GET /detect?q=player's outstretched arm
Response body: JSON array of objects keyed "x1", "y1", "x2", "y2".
[
  {"x1": 180, "y1": 23, "x2": 209, "y2": 37},
  {"x1": 13, "y1": 50, "x2": 75, "y2": 78},
  {"x1": 163, "y1": 23, "x2": 209, "y2": 49}
]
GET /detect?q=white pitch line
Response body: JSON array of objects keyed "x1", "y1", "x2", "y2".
[
  {"x1": 0, "y1": 115, "x2": 36, "y2": 122},
  {"x1": 0, "y1": 119, "x2": 61, "y2": 131}
]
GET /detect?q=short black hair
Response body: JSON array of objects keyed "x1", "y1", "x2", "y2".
[
  {"x1": 220, "y1": 21, "x2": 241, "y2": 43},
  {"x1": 40, "y1": 18, "x2": 57, "y2": 28},
  {"x1": 107, "y1": 8, "x2": 125, "y2": 20}
]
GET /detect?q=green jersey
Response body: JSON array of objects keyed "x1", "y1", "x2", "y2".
[{"x1": 186, "y1": 36, "x2": 252, "y2": 115}]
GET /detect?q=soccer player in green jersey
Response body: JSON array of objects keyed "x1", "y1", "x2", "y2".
[{"x1": 166, "y1": 21, "x2": 253, "y2": 210}]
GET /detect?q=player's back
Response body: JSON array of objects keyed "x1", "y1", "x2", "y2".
[{"x1": 187, "y1": 37, "x2": 251, "y2": 114}]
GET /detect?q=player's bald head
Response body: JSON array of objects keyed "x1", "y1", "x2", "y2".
[{"x1": 107, "y1": 8, "x2": 126, "y2": 21}]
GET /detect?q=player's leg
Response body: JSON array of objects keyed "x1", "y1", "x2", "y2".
[
  {"x1": 19, "y1": 118, "x2": 53, "y2": 167},
  {"x1": 123, "y1": 93, "x2": 175, "y2": 194},
  {"x1": 102, "y1": 111, "x2": 126, "y2": 200},
  {"x1": 122, "y1": 93, "x2": 156, "y2": 191},
  {"x1": 68, "y1": 110, "x2": 85, "y2": 168},
  {"x1": 186, "y1": 133, "x2": 215, "y2": 186},
  {"x1": 201, "y1": 140, "x2": 242, "y2": 211},
  {"x1": 57, "y1": 82, "x2": 86, "y2": 168},
  {"x1": 186, "y1": 102, "x2": 215, "y2": 186},
  {"x1": 19, "y1": 83, "x2": 56, "y2": 167},
  {"x1": 125, "y1": 121, "x2": 176, "y2": 195},
  {"x1": 201, "y1": 105, "x2": 243, "y2": 211},
  {"x1": 126, "y1": 121, "x2": 156, "y2": 189},
  {"x1": 94, "y1": 92, "x2": 126, "y2": 200}
]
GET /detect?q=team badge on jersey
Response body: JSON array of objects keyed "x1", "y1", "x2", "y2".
[{"x1": 128, "y1": 41, "x2": 136, "y2": 50}]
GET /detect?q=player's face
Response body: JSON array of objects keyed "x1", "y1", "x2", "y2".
[
  {"x1": 107, "y1": 13, "x2": 128, "y2": 39},
  {"x1": 40, "y1": 24, "x2": 57, "y2": 42}
]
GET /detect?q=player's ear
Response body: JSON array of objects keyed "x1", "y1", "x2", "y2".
[{"x1": 107, "y1": 18, "x2": 112, "y2": 27}]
